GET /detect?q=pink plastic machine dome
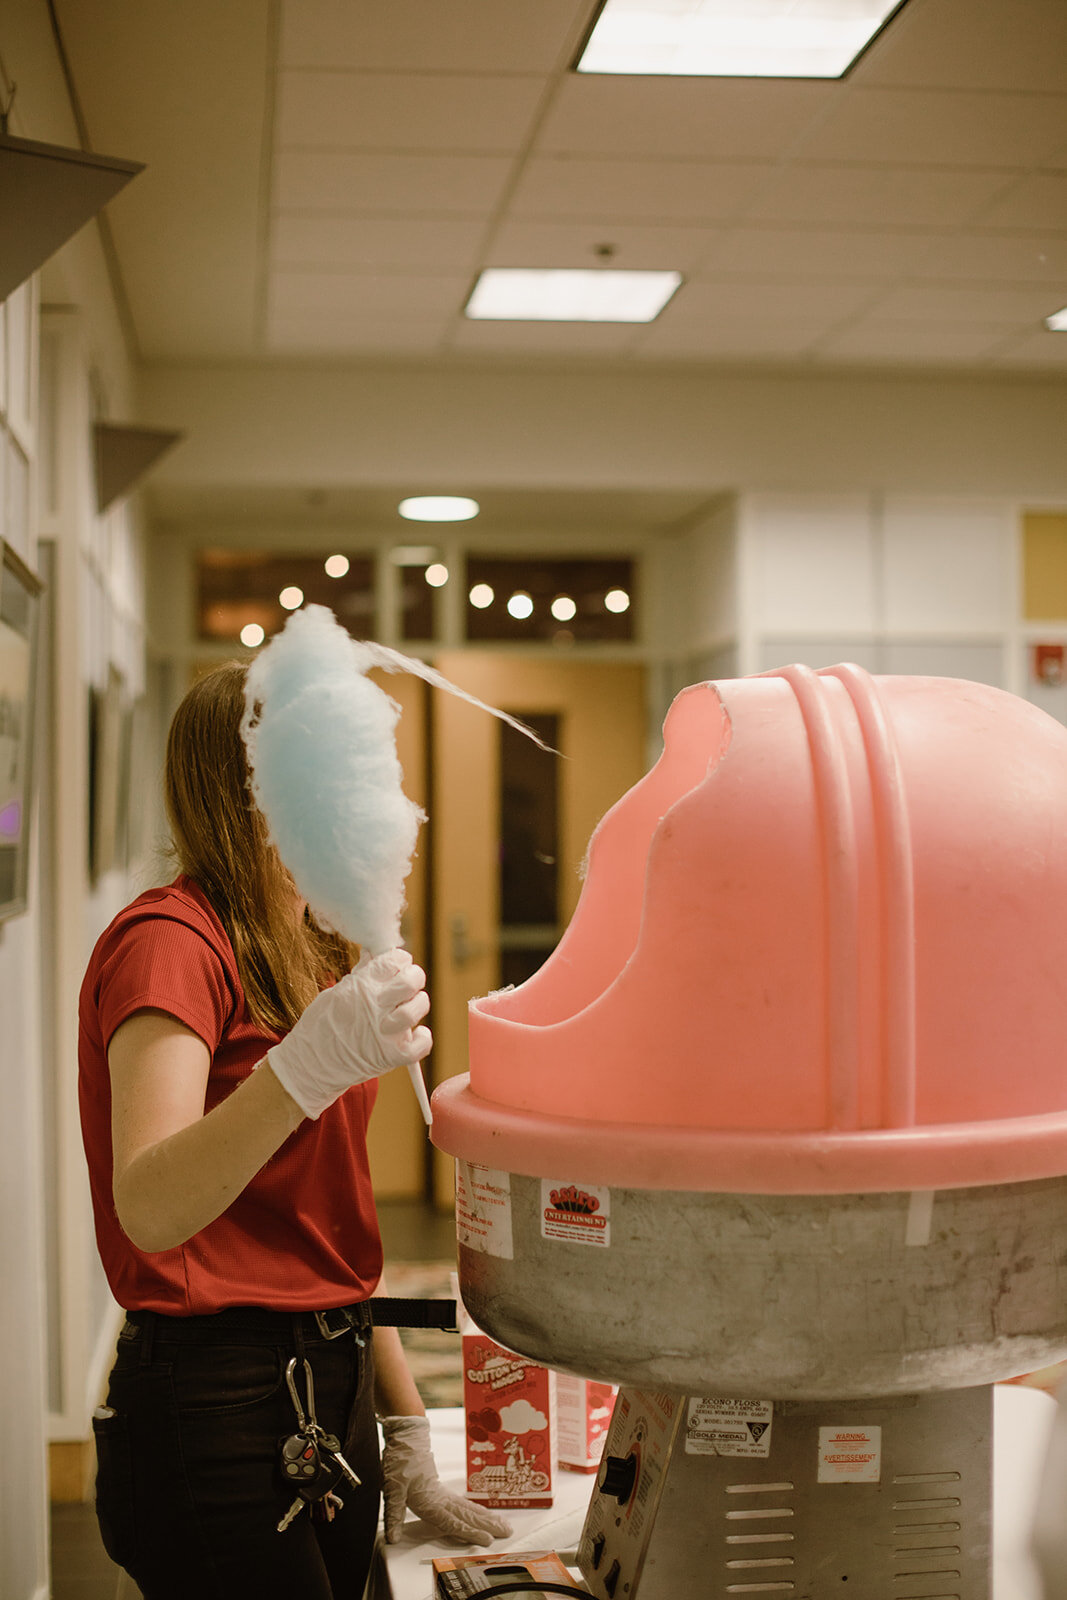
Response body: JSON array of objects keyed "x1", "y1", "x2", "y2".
[{"x1": 431, "y1": 664, "x2": 1067, "y2": 1193}]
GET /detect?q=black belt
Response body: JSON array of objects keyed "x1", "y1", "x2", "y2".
[
  {"x1": 365, "y1": 1297, "x2": 458, "y2": 1333},
  {"x1": 122, "y1": 1298, "x2": 458, "y2": 1348}
]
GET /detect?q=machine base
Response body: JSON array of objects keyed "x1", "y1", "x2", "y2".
[{"x1": 578, "y1": 1385, "x2": 992, "y2": 1600}]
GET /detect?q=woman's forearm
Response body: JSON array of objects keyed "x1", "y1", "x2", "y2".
[
  {"x1": 371, "y1": 1274, "x2": 427, "y2": 1417},
  {"x1": 114, "y1": 1061, "x2": 304, "y2": 1253},
  {"x1": 372, "y1": 1323, "x2": 427, "y2": 1418}
]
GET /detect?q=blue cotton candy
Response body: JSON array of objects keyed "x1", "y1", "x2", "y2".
[{"x1": 242, "y1": 605, "x2": 425, "y2": 954}]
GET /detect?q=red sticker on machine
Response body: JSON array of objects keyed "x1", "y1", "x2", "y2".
[{"x1": 540, "y1": 1180, "x2": 611, "y2": 1247}]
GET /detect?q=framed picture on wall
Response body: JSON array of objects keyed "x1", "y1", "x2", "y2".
[
  {"x1": 88, "y1": 664, "x2": 125, "y2": 884},
  {"x1": 0, "y1": 541, "x2": 44, "y2": 921}
]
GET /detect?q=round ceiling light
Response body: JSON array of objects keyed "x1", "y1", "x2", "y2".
[{"x1": 398, "y1": 496, "x2": 480, "y2": 522}]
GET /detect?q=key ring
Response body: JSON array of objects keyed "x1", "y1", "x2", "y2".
[{"x1": 284, "y1": 1356, "x2": 317, "y2": 1434}]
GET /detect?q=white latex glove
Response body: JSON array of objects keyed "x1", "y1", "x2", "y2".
[
  {"x1": 267, "y1": 949, "x2": 431, "y2": 1120},
  {"x1": 381, "y1": 1415, "x2": 514, "y2": 1547}
]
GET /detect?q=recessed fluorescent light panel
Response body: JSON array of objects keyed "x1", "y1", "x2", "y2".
[
  {"x1": 466, "y1": 269, "x2": 681, "y2": 323},
  {"x1": 577, "y1": 0, "x2": 911, "y2": 79},
  {"x1": 1047, "y1": 307, "x2": 1067, "y2": 331},
  {"x1": 397, "y1": 497, "x2": 480, "y2": 522}
]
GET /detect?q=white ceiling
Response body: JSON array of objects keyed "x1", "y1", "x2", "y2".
[{"x1": 56, "y1": 0, "x2": 1067, "y2": 375}]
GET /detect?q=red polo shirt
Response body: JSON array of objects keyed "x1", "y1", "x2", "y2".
[{"x1": 78, "y1": 876, "x2": 383, "y2": 1314}]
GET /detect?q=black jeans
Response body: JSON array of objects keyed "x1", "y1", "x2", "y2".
[{"x1": 93, "y1": 1305, "x2": 383, "y2": 1600}]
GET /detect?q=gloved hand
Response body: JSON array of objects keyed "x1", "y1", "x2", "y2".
[
  {"x1": 267, "y1": 949, "x2": 431, "y2": 1120},
  {"x1": 381, "y1": 1414, "x2": 514, "y2": 1546}
]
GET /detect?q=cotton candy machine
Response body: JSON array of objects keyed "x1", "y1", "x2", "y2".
[{"x1": 431, "y1": 665, "x2": 1067, "y2": 1599}]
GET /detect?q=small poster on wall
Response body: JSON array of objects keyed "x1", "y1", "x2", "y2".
[{"x1": 0, "y1": 542, "x2": 43, "y2": 921}]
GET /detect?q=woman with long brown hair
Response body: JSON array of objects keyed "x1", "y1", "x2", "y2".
[{"x1": 78, "y1": 662, "x2": 507, "y2": 1599}]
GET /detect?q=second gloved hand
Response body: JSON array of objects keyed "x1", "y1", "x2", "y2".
[
  {"x1": 267, "y1": 949, "x2": 431, "y2": 1120},
  {"x1": 381, "y1": 1415, "x2": 514, "y2": 1547}
]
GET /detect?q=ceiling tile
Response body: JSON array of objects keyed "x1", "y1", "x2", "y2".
[
  {"x1": 665, "y1": 280, "x2": 876, "y2": 322},
  {"x1": 865, "y1": 283, "x2": 1064, "y2": 322},
  {"x1": 911, "y1": 232, "x2": 1067, "y2": 284},
  {"x1": 812, "y1": 319, "x2": 1018, "y2": 361},
  {"x1": 484, "y1": 219, "x2": 725, "y2": 271},
  {"x1": 54, "y1": 0, "x2": 272, "y2": 361},
  {"x1": 274, "y1": 151, "x2": 513, "y2": 214},
  {"x1": 509, "y1": 156, "x2": 775, "y2": 223},
  {"x1": 634, "y1": 316, "x2": 830, "y2": 361},
  {"x1": 855, "y1": 0, "x2": 1067, "y2": 92},
  {"x1": 278, "y1": 0, "x2": 588, "y2": 72},
  {"x1": 266, "y1": 313, "x2": 451, "y2": 354},
  {"x1": 746, "y1": 165, "x2": 1009, "y2": 228},
  {"x1": 536, "y1": 75, "x2": 831, "y2": 161},
  {"x1": 276, "y1": 70, "x2": 548, "y2": 152},
  {"x1": 270, "y1": 215, "x2": 488, "y2": 271},
  {"x1": 792, "y1": 87, "x2": 1067, "y2": 169},
  {"x1": 269, "y1": 269, "x2": 472, "y2": 319},
  {"x1": 703, "y1": 226, "x2": 942, "y2": 279},
  {"x1": 970, "y1": 173, "x2": 1067, "y2": 230},
  {"x1": 447, "y1": 318, "x2": 641, "y2": 355},
  {"x1": 990, "y1": 328, "x2": 1067, "y2": 367}
]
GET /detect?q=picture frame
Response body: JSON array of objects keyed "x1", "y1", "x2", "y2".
[
  {"x1": 0, "y1": 541, "x2": 44, "y2": 921},
  {"x1": 87, "y1": 663, "x2": 125, "y2": 884}
]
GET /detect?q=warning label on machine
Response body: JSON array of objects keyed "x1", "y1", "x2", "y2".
[
  {"x1": 685, "y1": 1398, "x2": 774, "y2": 1458},
  {"x1": 817, "y1": 1424, "x2": 882, "y2": 1483},
  {"x1": 456, "y1": 1163, "x2": 514, "y2": 1260},
  {"x1": 540, "y1": 1181, "x2": 611, "y2": 1247}
]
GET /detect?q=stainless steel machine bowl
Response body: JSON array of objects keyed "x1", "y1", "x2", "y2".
[{"x1": 456, "y1": 1170, "x2": 1067, "y2": 1400}]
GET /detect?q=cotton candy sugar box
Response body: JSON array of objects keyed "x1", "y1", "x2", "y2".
[{"x1": 451, "y1": 1277, "x2": 555, "y2": 1509}]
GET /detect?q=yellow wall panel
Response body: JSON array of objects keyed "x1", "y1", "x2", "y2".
[{"x1": 1023, "y1": 513, "x2": 1067, "y2": 620}]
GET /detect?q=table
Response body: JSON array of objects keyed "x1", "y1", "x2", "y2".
[
  {"x1": 371, "y1": 1388, "x2": 1059, "y2": 1600},
  {"x1": 368, "y1": 1408, "x2": 593, "y2": 1599}
]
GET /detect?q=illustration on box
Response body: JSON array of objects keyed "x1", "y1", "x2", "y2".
[{"x1": 463, "y1": 1338, "x2": 553, "y2": 1507}]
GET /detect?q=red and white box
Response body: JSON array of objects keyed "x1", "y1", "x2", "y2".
[
  {"x1": 555, "y1": 1374, "x2": 618, "y2": 1473},
  {"x1": 459, "y1": 1302, "x2": 554, "y2": 1508}
]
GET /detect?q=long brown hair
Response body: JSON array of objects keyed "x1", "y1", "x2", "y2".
[{"x1": 164, "y1": 662, "x2": 358, "y2": 1032}]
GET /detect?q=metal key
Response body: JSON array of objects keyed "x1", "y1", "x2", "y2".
[
  {"x1": 277, "y1": 1495, "x2": 307, "y2": 1533},
  {"x1": 284, "y1": 1358, "x2": 361, "y2": 1489},
  {"x1": 277, "y1": 1358, "x2": 340, "y2": 1532},
  {"x1": 319, "y1": 1430, "x2": 361, "y2": 1490}
]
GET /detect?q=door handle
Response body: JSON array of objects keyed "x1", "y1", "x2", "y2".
[{"x1": 450, "y1": 912, "x2": 487, "y2": 968}]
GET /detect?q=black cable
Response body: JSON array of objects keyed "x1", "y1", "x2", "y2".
[{"x1": 436, "y1": 1584, "x2": 591, "y2": 1599}]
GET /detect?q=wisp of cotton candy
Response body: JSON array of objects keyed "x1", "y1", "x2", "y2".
[{"x1": 241, "y1": 604, "x2": 552, "y2": 1126}]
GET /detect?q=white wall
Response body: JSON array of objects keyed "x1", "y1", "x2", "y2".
[
  {"x1": 38, "y1": 306, "x2": 148, "y2": 1460},
  {"x1": 1, "y1": 8, "x2": 148, "y2": 1596},
  {"x1": 739, "y1": 491, "x2": 1020, "y2": 692},
  {"x1": 142, "y1": 362, "x2": 1067, "y2": 503},
  {"x1": 0, "y1": 272, "x2": 50, "y2": 1600}
]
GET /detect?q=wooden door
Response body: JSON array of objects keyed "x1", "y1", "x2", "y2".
[{"x1": 428, "y1": 654, "x2": 647, "y2": 1205}]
